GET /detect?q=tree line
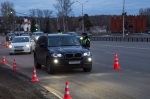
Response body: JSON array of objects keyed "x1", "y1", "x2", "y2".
[{"x1": 0, "y1": 1, "x2": 150, "y2": 33}]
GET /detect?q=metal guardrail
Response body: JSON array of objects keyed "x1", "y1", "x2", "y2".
[{"x1": 90, "y1": 37, "x2": 150, "y2": 42}]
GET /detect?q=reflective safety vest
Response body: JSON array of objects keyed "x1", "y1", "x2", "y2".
[
  {"x1": 81, "y1": 38, "x2": 90, "y2": 44},
  {"x1": 58, "y1": 32, "x2": 62, "y2": 34}
]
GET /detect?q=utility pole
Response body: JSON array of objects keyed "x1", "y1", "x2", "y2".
[
  {"x1": 122, "y1": 0, "x2": 125, "y2": 38},
  {"x1": 76, "y1": 1, "x2": 88, "y2": 32}
]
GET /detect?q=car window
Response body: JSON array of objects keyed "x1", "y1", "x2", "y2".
[
  {"x1": 48, "y1": 36, "x2": 80, "y2": 47},
  {"x1": 12, "y1": 37, "x2": 29, "y2": 43},
  {"x1": 35, "y1": 33, "x2": 44, "y2": 36}
]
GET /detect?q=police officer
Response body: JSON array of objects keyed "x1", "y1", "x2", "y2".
[
  {"x1": 81, "y1": 33, "x2": 90, "y2": 50},
  {"x1": 58, "y1": 30, "x2": 62, "y2": 34}
]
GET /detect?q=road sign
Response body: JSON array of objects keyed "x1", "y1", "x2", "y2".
[{"x1": 35, "y1": 24, "x2": 38, "y2": 27}]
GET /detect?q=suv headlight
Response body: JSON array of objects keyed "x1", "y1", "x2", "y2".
[
  {"x1": 51, "y1": 53, "x2": 62, "y2": 58},
  {"x1": 83, "y1": 52, "x2": 91, "y2": 56},
  {"x1": 80, "y1": 37, "x2": 83, "y2": 40}
]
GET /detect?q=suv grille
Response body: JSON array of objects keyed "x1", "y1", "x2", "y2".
[
  {"x1": 14, "y1": 46, "x2": 24, "y2": 48},
  {"x1": 65, "y1": 53, "x2": 82, "y2": 59}
]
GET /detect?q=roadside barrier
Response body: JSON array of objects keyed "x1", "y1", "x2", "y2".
[{"x1": 90, "y1": 37, "x2": 150, "y2": 42}]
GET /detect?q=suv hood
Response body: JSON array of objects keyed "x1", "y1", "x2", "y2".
[{"x1": 48, "y1": 46, "x2": 89, "y2": 53}]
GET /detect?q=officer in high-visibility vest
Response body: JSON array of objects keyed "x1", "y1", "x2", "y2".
[
  {"x1": 58, "y1": 30, "x2": 62, "y2": 34},
  {"x1": 80, "y1": 33, "x2": 90, "y2": 50}
]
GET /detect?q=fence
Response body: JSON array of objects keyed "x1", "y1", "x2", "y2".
[{"x1": 90, "y1": 37, "x2": 150, "y2": 42}]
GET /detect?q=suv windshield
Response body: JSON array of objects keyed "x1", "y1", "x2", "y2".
[
  {"x1": 48, "y1": 36, "x2": 80, "y2": 47},
  {"x1": 12, "y1": 37, "x2": 29, "y2": 43}
]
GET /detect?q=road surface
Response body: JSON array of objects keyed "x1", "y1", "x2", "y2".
[{"x1": 0, "y1": 36, "x2": 150, "y2": 99}]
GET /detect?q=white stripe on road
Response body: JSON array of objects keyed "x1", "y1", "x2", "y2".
[
  {"x1": 104, "y1": 52, "x2": 121, "y2": 55},
  {"x1": 0, "y1": 48, "x2": 6, "y2": 50},
  {"x1": 102, "y1": 45, "x2": 150, "y2": 50},
  {"x1": 145, "y1": 74, "x2": 150, "y2": 76}
]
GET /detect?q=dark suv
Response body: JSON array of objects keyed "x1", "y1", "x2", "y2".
[{"x1": 34, "y1": 34, "x2": 92, "y2": 74}]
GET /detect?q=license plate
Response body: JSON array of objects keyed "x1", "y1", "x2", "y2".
[
  {"x1": 69, "y1": 61, "x2": 80, "y2": 64},
  {"x1": 15, "y1": 48, "x2": 22, "y2": 50}
]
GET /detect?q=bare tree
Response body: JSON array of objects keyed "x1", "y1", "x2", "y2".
[
  {"x1": 29, "y1": 9, "x2": 36, "y2": 17},
  {"x1": 0, "y1": 1, "x2": 15, "y2": 32},
  {"x1": 53, "y1": 0, "x2": 74, "y2": 32},
  {"x1": 43, "y1": 9, "x2": 53, "y2": 18}
]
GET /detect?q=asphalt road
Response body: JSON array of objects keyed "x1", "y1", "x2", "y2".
[{"x1": 0, "y1": 36, "x2": 150, "y2": 99}]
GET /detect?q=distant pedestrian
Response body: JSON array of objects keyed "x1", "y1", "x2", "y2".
[{"x1": 58, "y1": 30, "x2": 62, "y2": 34}]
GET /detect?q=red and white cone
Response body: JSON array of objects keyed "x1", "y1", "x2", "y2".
[
  {"x1": 113, "y1": 53, "x2": 121, "y2": 70},
  {"x1": 12, "y1": 59, "x2": 18, "y2": 70},
  {"x1": 1, "y1": 55, "x2": 6, "y2": 65},
  {"x1": 31, "y1": 67, "x2": 39, "y2": 82},
  {"x1": 63, "y1": 81, "x2": 72, "y2": 99}
]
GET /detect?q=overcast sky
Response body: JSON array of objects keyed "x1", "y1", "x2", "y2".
[{"x1": 0, "y1": 0, "x2": 149, "y2": 16}]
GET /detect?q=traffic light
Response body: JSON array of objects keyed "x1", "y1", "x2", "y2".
[
  {"x1": 35, "y1": 27, "x2": 38, "y2": 31},
  {"x1": 10, "y1": 9, "x2": 13, "y2": 14}
]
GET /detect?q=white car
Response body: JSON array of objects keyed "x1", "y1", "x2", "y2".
[{"x1": 9, "y1": 36, "x2": 35, "y2": 55}]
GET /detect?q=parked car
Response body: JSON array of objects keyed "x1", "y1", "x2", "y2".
[
  {"x1": 34, "y1": 34, "x2": 92, "y2": 74},
  {"x1": 66, "y1": 32, "x2": 82, "y2": 41},
  {"x1": 31, "y1": 32, "x2": 44, "y2": 42},
  {"x1": 6, "y1": 33, "x2": 16, "y2": 41},
  {"x1": 9, "y1": 36, "x2": 35, "y2": 55}
]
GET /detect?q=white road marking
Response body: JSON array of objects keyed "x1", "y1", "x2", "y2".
[
  {"x1": 145, "y1": 74, "x2": 150, "y2": 76},
  {"x1": 0, "y1": 48, "x2": 6, "y2": 50},
  {"x1": 135, "y1": 72, "x2": 141, "y2": 74},
  {"x1": 102, "y1": 45, "x2": 150, "y2": 50},
  {"x1": 104, "y1": 52, "x2": 121, "y2": 55},
  {"x1": 126, "y1": 70, "x2": 132, "y2": 72}
]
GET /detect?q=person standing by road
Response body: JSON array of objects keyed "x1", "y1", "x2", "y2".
[
  {"x1": 58, "y1": 30, "x2": 62, "y2": 34},
  {"x1": 80, "y1": 33, "x2": 90, "y2": 50}
]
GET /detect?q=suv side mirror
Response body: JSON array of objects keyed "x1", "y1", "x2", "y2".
[{"x1": 40, "y1": 43, "x2": 46, "y2": 48}]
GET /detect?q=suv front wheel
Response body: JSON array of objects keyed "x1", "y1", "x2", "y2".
[{"x1": 46, "y1": 58, "x2": 54, "y2": 74}]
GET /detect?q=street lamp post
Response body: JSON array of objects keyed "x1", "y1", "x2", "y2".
[
  {"x1": 76, "y1": 1, "x2": 88, "y2": 32},
  {"x1": 122, "y1": 0, "x2": 125, "y2": 38}
]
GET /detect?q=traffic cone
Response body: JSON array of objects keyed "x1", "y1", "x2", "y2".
[
  {"x1": 4, "y1": 41, "x2": 6, "y2": 46},
  {"x1": 113, "y1": 53, "x2": 121, "y2": 70},
  {"x1": 5, "y1": 42, "x2": 9, "y2": 48},
  {"x1": 12, "y1": 59, "x2": 18, "y2": 70},
  {"x1": 63, "y1": 81, "x2": 72, "y2": 99},
  {"x1": 31, "y1": 67, "x2": 39, "y2": 82},
  {"x1": 1, "y1": 55, "x2": 6, "y2": 65}
]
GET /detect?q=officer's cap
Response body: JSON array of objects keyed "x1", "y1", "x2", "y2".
[{"x1": 82, "y1": 33, "x2": 87, "y2": 36}]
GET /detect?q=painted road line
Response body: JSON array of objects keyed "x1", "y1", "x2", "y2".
[
  {"x1": 135, "y1": 72, "x2": 141, "y2": 74},
  {"x1": 101, "y1": 45, "x2": 150, "y2": 50},
  {"x1": 126, "y1": 70, "x2": 132, "y2": 72},
  {"x1": 104, "y1": 52, "x2": 121, "y2": 55},
  {"x1": 145, "y1": 74, "x2": 150, "y2": 76},
  {"x1": 0, "y1": 48, "x2": 7, "y2": 50}
]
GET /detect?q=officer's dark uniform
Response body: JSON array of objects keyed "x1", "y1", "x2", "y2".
[{"x1": 81, "y1": 33, "x2": 90, "y2": 50}]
